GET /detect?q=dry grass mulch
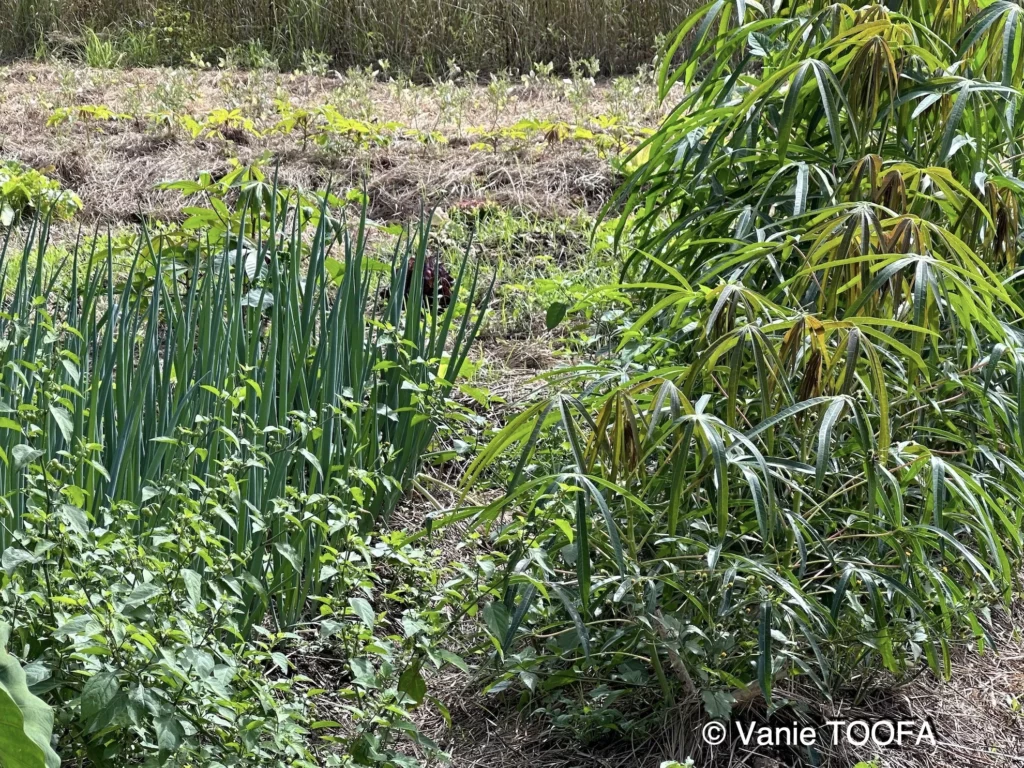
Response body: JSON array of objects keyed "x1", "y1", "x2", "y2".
[
  {"x1": 0, "y1": 63, "x2": 661, "y2": 228},
  {"x1": 412, "y1": 601, "x2": 1024, "y2": 768}
]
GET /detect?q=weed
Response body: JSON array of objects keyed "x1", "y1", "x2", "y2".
[
  {"x1": 432, "y1": 60, "x2": 476, "y2": 136},
  {"x1": 220, "y1": 40, "x2": 279, "y2": 71},
  {"x1": 520, "y1": 60, "x2": 556, "y2": 99},
  {"x1": 299, "y1": 47, "x2": 331, "y2": 77},
  {"x1": 81, "y1": 27, "x2": 120, "y2": 68},
  {"x1": 563, "y1": 57, "x2": 600, "y2": 124},
  {"x1": 153, "y1": 68, "x2": 200, "y2": 114},
  {"x1": 332, "y1": 65, "x2": 380, "y2": 121},
  {"x1": 179, "y1": 107, "x2": 260, "y2": 141},
  {"x1": 486, "y1": 70, "x2": 514, "y2": 134}
]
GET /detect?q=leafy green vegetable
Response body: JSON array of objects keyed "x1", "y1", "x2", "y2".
[{"x1": 0, "y1": 161, "x2": 81, "y2": 226}]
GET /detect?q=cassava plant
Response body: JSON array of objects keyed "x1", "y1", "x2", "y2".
[
  {"x1": 0, "y1": 161, "x2": 81, "y2": 226},
  {"x1": 454, "y1": 0, "x2": 1024, "y2": 727}
]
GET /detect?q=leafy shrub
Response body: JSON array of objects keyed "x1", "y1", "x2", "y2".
[
  {"x1": 455, "y1": 0, "x2": 1024, "y2": 730},
  {"x1": 47, "y1": 105, "x2": 131, "y2": 128},
  {"x1": 313, "y1": 528, "x2": 471, "y2": 767},
  {"x1": 3, "y1": 468, "x2": 318, "y2": 766},
  {"x1": 0, "y1": 161, "x2": 82, "y2": 226},
  {"x1": 178, "y1": 108, "x2": 261, "y2": 141},
  {"x1": 271, "y1": 101, "x2": 407, "y2": 150}
]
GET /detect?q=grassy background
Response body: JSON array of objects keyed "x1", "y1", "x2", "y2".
[{"x1": 0, "y1": 0, "x2": 698, "y2": 74}]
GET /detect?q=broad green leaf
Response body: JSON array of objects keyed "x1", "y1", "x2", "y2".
[
  {"x1": 348, "y1": 597, "x2": 375, "y2": 631},
  {"x1": 11, "y1": 446, "x2": 42, "y2": 473},
  {"x1": 0, "y1": 623, "x2": 59, "y2": 768}
]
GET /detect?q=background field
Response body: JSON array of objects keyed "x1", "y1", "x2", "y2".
[{"x1": 0, "y1": 0, "x2": 698, "y2": 75}]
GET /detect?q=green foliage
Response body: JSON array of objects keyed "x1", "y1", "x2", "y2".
[
  {"x1": 219, "y1": 40, "x2": 279, "y2": 71},
  {"x1": 270, "y1": 102, "x2": 406, "y2": 150},
  {"x1": 110, "y1": 6, "x2": 203, "y2": 67},
  {"x1": 0, "y1": 623, "x2": 59, "y2": 768},
  {"x1": 178, "y1": 107, "x2": 261, "y2": 141},
  {"x1": 45, "y1": 100, "x2": 448, "y2": 152},
  {"x1": 3, "y1": 479, "x2": 317, "y2": 766},
  {"x1": 0, "y1": 352, "x2": 473, "y2": 764},
  {"x1": 46, "y1": 105, "x2": 132, "y2": 149},
  {"x1": 432, "y1": 207, "x2": 617, "y2": 345},
  {"x1": 0, "y1": 171, "x2": 488, "y2": 765},
  {"x1": 80, "y1": 28, "x2": 120, "y2": 68},
  {"x1": 464, "y1": 117, "x2": 651, "y2": 158},
  {"x1": 313, "y1": 530, "x2": 472, "y2": 766},
  {"x1": 453, "y1": 0, "x2": 1024, "y2": 732},
  {"x1": 0, "y1": 172, "x2": 486, "y2": 613},
  {"x1": 47, "y1": 105, "x2": 129, "y2": 126},
  {"x1": 0, "y1": 162, "x2": 81, "y2": 226},
  {"x1": 2, "y1": 458, "x2": 467, "y2": 765}
]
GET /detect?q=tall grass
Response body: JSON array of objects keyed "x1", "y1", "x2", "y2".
[{"x1": 0, "y1": 0, "x2": 698, "y2": 74}]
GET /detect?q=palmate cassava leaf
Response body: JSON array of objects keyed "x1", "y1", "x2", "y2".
[{"x1": 0, "y1": 623, "x2": 59, "y2": 768}]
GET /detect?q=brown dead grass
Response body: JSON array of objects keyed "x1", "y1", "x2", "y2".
[{"x1": 0, "y1": 62, "x2": 660, "y2": 228}]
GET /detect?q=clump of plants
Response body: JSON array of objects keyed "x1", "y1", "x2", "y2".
[
  {"x1": 272, "y1": 100, "x2": 419, "y2": 150},
  {"x1": 80, "y1": 27, "x2": 121, "y2": 68},
  {"x1": 0, "y1": 348, "x2": 470, "y2": 766},
  {"x1": 3, "y1": 468, "x2": 320, "y2": 765},
  {"x1": 465, "y1": 118, "x2": 650, "y2": 157},
  {"x1": 179, "y1": 107, "x2": 261, "y2": 141},
  {"x1": 0, "y1": 172, "x2": 489, "y2": 765},
  {"x1": 451, "y1": 0, "x2": 1024, "y2": 741},
  {"x1": 0, "y1": 161, "x2": 82, "y2": 225},
  {"x1": 432, "y1": 206, "x2": 619, "y2": 345}
]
